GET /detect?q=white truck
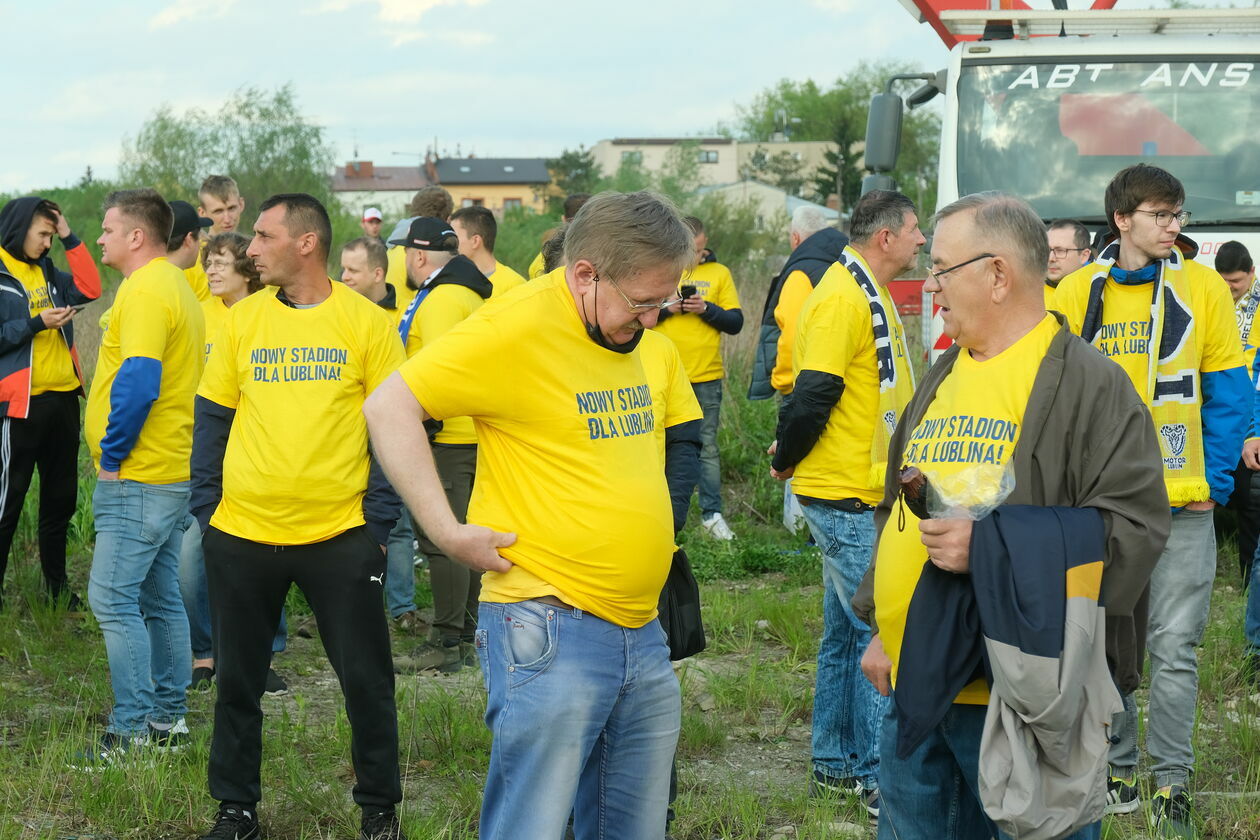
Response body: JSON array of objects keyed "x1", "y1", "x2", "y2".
[{"x1": 863, "y1": 3, "x2": 1260, "y2": 355}]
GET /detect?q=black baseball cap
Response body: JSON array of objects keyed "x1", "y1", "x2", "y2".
[
  {"x1": 388, "y1": 217, "x2": 458, "y2": 251},
  {"x1": 170, "y1": 200, "x2": 212, "y2": 241}
]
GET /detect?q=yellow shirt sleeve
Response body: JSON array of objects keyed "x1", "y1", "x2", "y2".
[
  {"x1": 198, "y1": 310, "x2": 241, "y2": 409},
  {"x1": 528, "y1": 251, "x2": 546, "y2": 280},
  {"x1": 366, "y1": 314, "x2": 407, "y2": 395},
  {"x1": 1200, "y1": 268, "x2": 1246, "y2": 373},
  {"x1": 661, "y1": 342, "x2": 703, "y2": 429},
  {"x1": 1051, "y1": 267, "x2": 1090, "y2": 333},
  {"x1": 711, "y1": 264, "x2": 741, "y2": 310},
  {"x1": 772, "y1": 271, "x2": 814, "y2": 394}
]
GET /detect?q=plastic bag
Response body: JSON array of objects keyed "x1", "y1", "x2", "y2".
[{"x1": 925, "y1": 461, "x2": 1016, "y2": 521}]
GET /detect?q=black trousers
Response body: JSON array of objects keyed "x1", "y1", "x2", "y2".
[
  {"x1": 1232, "y1": 460, "x2": 1260, "y2": 583},
  {"x1": 0, "y1": 390, "x2": 80, "y2": 597},
  {"x1": 204, "y1": 525, "x2": 401, "y2": 810}
]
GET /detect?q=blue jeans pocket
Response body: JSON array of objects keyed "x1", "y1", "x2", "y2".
[
  {"x1": 137, "y1": 484, "x2": 189, "y2": 546},
  {"x1": 501, "y1": 601, "x2": 557, "y2": 685}
]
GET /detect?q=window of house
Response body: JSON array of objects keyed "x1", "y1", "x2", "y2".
[
  {"x1": 621, "y1": 150, "x2": 644, "y2": 164},
  {"x1": 697, "y1": 149, "x2": 719, "y2": 164},
  {"x1": 503, "y1": 198, "x2": 522, "y2": 210},
  {"x1": 462, "y1": 198, "x2": 484, "y2": 208}
]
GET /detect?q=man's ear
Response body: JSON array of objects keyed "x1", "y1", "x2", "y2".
[{"x1": 570, "y1": 258, "x2": 597, "y2": 290}]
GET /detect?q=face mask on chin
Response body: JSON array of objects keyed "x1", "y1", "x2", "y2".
[{"x1": 581, "y1": 279, "x2": 644, "y2": 354}]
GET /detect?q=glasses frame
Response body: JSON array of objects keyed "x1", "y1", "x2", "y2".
[
  {"x1": 1048, "y1": 247, "x2": 1086, "y2": 259},
  {"x1": 596, "y1": 271, "x2": 684, "y2": 313},
  {"x1": 1131, "y1": 209, "x2": 1191, "y2": 227},
  {"x1": 929, "y1": 253, "x2": 996, "y2": 283}
]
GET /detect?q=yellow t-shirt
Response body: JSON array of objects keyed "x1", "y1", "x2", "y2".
[
  {"x1": 875, "y1": 313, "x2": 1057, "y2": 706},
  {"x1": 489, "y1": 261, "x2": 526, "y2": 299},
  {"x1": 201, "y1": 297, "x2": 230, "y2": 363},
  {"x1": 0, "y1": 246, "x2": 79, "y2": 394},
  {"x1": 773, "y1": 269, "x2": 816, "y2": 395},
  {"x1": 386, "y1": 245, "x2": 412, "y2": 306},
  {"x1": 1053, "y1": 260, "x2": 1242, "y2": 398},
  {"x1": 791, "y1": 260, "x2": 911, "y2": 504},
  {"x1": 185, "y1": 250, "x2": 212, "y2": 302},
  {"x1": 1044, "y1": 283, "x2": 1057, "y2": 310},
  {"x1": 653, "y1": 260, "x2": 741, "y2": 383},
  {"x1": 198, "y1": 282, "x2": 406, "y2": 545},
  {"x1": 402, "y1": 282, "x2": 485, "y2": 445},
  {"x1": 400, "y1": 268, "x2": 675, "y2": 627},
  {"x1": 86, "y1": 257, "x2": 206, "y2": 482},
  {"x1": 528, "y1": 251, "x2": 546, "y2": 280},
  {"x1": 638, "y1": 329, "x2": 704, "y2": 464}
]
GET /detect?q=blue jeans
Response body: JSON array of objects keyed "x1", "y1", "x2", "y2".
[
  {"x1": 802, "y1": 503, "x2": 885, "y2": 788},
  {"x1": 1109, "y1": 508, "x2": 1215, "y2": 787},
  {"x1": 475, "y1": 600, "x2": 681, "y2": 839},
  {"x1": 384, "y1": 512, "x2": 417, "y2": 618},
  {"x1": 178, "y1": 514, "x2": 287, "y2": 661},
  {"x1": 88, "y1": 479, "x2": 191, "y2": 736},
  {"x1": 879, "y1": 701, "x2": 1102, "y2": 840},
  {"x1": 691, "y1": 379, "x2": 723, "y2": 517}
]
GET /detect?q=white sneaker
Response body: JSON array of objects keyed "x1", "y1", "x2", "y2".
[{"x1": 702, "y1": 513, "x2": 735, "y2": 541}]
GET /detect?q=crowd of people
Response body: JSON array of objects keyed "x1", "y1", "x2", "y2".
[{"x1": 0, "y1": 161, "x2": 1254, "y2": 840}]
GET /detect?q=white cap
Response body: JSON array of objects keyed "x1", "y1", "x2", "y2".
[{"x1": 362, "y1": 207, "x2": 383, "y2": 221}]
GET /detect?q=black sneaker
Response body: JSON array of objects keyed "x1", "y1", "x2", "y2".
[
  {"x1": 68, "y1": 731, "x2": 148, "y2": 770},
  {"x1": 264, "y1": 667, "x2": 288, "y2": 696},
  {"x1": 360, "y1": 809, "x2": 406, "y2": 840},
  {"x1": 1151, "y1": 785, "x2": 1195, "y2": 838},
  {"x1": 200, "y1": 805, "x2": 261, "y2": 840},
  {"x1": 1105, "y1": 774, "x2": 1140, "y2": 815},
  {"x1": 191, "y1": 666, "x2": 216, "y2": 692},
  {"x1": 148, "y1": 718, "x2": 190, "y2": 752},
  {"x1": 862, "y1": 787, "x2": 881, "y2": 820},
  {"x1": 808, "y1": 769, "x2": 863, "y2": 798}
]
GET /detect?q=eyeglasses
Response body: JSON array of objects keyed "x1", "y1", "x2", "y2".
[
  {"x1": 1048, "y1": 247, "x2": 1086, "y2": 259},
  {"x1": 204, "y1": 258, "x2": 235, "y2": 271},
  {"x1": 597, "y1": 272, "x2": 684, "y2": 313},
  {"x1": 929, "y1": 253, "x2": 995, "y2": 282},
  {"x1": 1132, "y1": 209, "x2": 1191, "y2": 227}
]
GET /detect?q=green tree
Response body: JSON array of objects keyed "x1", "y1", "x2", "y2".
[
  {"x1": 738, "y1": 147, "x2": 810, "y2": 197},
  {"x1": 119, "y1": 85, "x2": 349, "y2": 245},
  {"x1": 545, "y1": 146, "x2": 604, "y2": 213},
  {"x1": 735, "y1": 62, "x2": 941, "y2": 213}
]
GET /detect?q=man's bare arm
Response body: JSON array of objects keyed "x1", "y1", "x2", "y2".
[{"x1": 364, "y1": 373, "x2": 515, "y2": 572}]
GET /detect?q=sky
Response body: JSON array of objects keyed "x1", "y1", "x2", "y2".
[{"x1": 0, "y1": 0, "x2": 1238, "y2": 194}]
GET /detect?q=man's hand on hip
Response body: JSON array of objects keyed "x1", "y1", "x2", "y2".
[
  {"x1": 436, "y1": 523, "x2": 517, "y2": 573},
  {"x1": 1244, "y1": 438, "x2": 1260, "y2": 471}
]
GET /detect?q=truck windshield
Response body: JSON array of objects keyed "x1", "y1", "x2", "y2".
[{"x1": 956, "y1": 57, "x2": 1260, "y2": 225}]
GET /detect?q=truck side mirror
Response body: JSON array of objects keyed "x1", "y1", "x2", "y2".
[{"x1": 865, "y1": 92, "x2": 904, "y2": 174}]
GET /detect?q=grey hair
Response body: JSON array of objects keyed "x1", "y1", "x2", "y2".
[
  {"x1": 564, "y1": 191, "x2": 694, "y2": 282},
  {"x1": 790, "y1": 205, "x2": 830, "y2": 238},
  {"x1": 849, "y1": 190, "x2": 917, "y2": 245},
  {"x1": 935, "y1": 191, "x2": 1048, "y2": 282}
]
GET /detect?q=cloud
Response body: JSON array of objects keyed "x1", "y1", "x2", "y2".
[
  {"x1": 309, "y1": 0, "x2": 487, "y2": 24},
  {"x1": 149, "y1": 0, "x2": 238, "y2": 30},
  {"x1": 389, "y1": 28, "x2": 495, "y2": 48}
]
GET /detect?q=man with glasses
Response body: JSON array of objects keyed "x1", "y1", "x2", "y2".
[
  {"x1": 769, "y1": 190, "x2": 923, "y2": 818},
  {"x1": 365, "y1": 191, "x2": 694, "y2": 839},
  {"x1": 1054, "y1": 164, "x2": 1249, "y2": 836},
  {"x1": 853, "y1": 191, "x2": 1167, "y2": 840},
  {"x1": 1045, "y1": 219, "x2": 1092, "y2": 305}
]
